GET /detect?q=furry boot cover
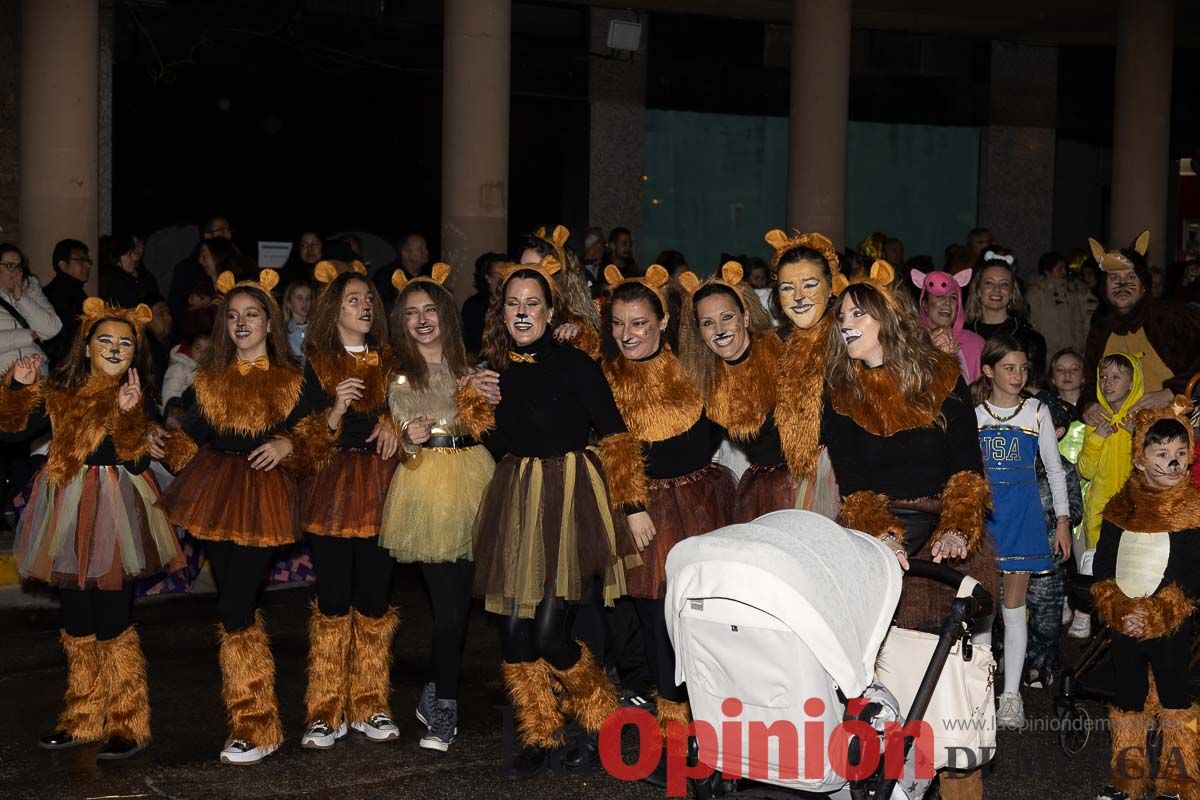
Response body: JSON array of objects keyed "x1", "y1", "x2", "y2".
[
  {"x1": 305, "y1": 605, "x2": 352, "y2": 728},
  {"x1": 347, "y1": 607, "x2": 399, "y2": 723},
  {"x1": 1155, "y1": 705, "x2": 1200, "y2": 800},
  {"x1": 500, "y1": 659, "x2": 566, "y2": 748},
  {"x1": 98, "y1": 627, "x2": 151, "y2": 745},
  {"x1": 57, "y1": 631, "x2": 104, "y2": 741},
  {"x1": 217, "y1": 612, "x2": 283, "y2": 749},
  {"x1": 549, "y1": 642, "x2": 619, "y2": 735},
  {"x1": 1109, "y1": 707, "x2": 1152, "y2": 799}
]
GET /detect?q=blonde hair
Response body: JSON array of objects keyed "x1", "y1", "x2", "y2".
[
  {"x1": 964, "y1": 261, "x2": 1029, "y2": 323},
  {"x1": 282, "y1": 281, "x2": 313, "y2": 323}
]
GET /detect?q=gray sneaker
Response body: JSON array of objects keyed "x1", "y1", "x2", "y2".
[
  {"x1": 416, "y1": 682, "x2": 436, "y2": 729},
  {"x1": 419, "y1": 699, "x2": 457, "y2": 752}
]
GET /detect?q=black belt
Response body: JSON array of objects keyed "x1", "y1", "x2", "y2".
[{"x1": 425, "y1": 434, "x2": 477, "y2": 450}]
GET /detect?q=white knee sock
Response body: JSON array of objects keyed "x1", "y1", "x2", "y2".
[
  {"x1": 972, "y1": 614, "x2": 994, "y2": 647},
  {"x1": 1002, "y1": 605, "x2": 1028, "y2": 696}
]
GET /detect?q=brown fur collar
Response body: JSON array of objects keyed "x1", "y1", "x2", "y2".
[
  {"x1": 830, "y1": 356, "x2": 960, "y2": 437},
  {"x1": 307, "y1": 349, "x2": 391, "y2": 415},
  {"x1": 1103, "y1": 474, "x2": 1200, "y2": 531},
  {"x1": 603, "y1": 346, "x2": 703, "y2": 443},
  {"x1": 43, "y1": 377, "x2": 122, "y2": 486},
  {"x1": 706, "y1": 332, "x2": 781, "y2": 440},
  {"x1": 194, "y1": 363, "x2": 303, "y2": 436},
  {"x1": 775, "y1": 317, "x2": 831, "y2": 478}
]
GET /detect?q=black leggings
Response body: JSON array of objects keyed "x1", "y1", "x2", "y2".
[
  {"x1": 307, "y1": 533, "x2": 395, "y2": 618},
  {"x1": 420, "y1": 559, "x2": 474, "y2": 701},
  {"x1": 61, "y1": 583, "x2": 134, "y2": 641},
  {"x1": 1110, "y1": 622, "x2": 1194, "y2": 712},
  {"x1": 501, "y1": 586, "x2": 580, "y2": 670},
  {"x1": 633, "y1": 597, "x2": 686, "y2": 703},
  {"x1": 206, "y1": 540, "x2": 277, "y2": 633}
]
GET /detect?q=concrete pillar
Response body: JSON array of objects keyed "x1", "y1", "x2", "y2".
[
  {"x1": 979, "y1": 42, "x2": 1058, "y2": 282},
  {"x1": 786, "y1": 0, "x2": 850, "y2": 249},
  {"x1": 441, "y1": 0, "x2": 510, "y2": 301},
  {"x1": 19, "y1": 0, "x2": 99, "y2": 289},
  {"x1": 588, "y1": 9, "x2": 647, "y2": 260},
  {"x1": 1110, "y1": 0, "x2": 1173, "y2": 259}
]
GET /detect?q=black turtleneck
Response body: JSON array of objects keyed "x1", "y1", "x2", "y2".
[
  {"x1": 626, "y1": 346, "x2": 722, "y2": 480},
  {"x1": 487, "y1": 332, "x2": 629, "y2": 462},
  {"x1": 717, "y1": 340, "x2": 786, "y2": 467}
]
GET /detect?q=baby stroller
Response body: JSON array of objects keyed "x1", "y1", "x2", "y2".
[{"x1": 665, "y1": 510, "x2": 995, "y2": 800}]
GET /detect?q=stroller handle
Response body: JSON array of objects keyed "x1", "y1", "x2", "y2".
[{"x1": 904, "y1": 559, "x2": 994, "y2": 618}]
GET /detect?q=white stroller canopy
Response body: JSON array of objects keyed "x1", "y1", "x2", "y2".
[{"x1": 665, "y1": 510, "x2": 903, "y2": 698}]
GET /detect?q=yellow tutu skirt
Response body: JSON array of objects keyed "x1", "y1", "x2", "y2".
[{"x1": 379, "y1": 444, "x2": 495, "y2": 563}]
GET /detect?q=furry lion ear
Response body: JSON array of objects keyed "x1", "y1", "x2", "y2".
[
  {"x1": 1133, "y1": 230, "x2": 1150, "y2": 256},
  {"x1": 764, "y1": 229, "x2": 790, "y2": 252},
  {"x1": 551, "y1": 225, "x2": 570, "y2": 248},
  {"x1": 644, "y1": 264, "x2": 669, "y2": 288},
  {"x1": 869, "y1": 260, "x2": 894, "y2": 287},
  {"x1": 832, "y1": 274, "x2": 849, "y2": 295},
  {"x1": 430, "y1": 262, "x2": 451, "y2": 285},
  {"x1": 82, "y1": 297, "x2": 107, "y2": 317},
  {"x1": 810, "y1": 232, "x2": 834, "y2": 251},
  {"x1": 350, "y1": 261, "x2": 367, "y2": 276},
  {"x1": 720, "y1": 261, "x2": 744, "y2": 286},
  {"x1": 131, "y1": 304, "x2": 154, "y2": 326},
  {"x1": 391, "y1": 270, "x2": 409, "y2": 292},
  {"x1": 314, "y1": 261, "x2": 338, "y2": 285},
  {"x1": 678, "y1": 271, "x2": 701, "y2": 296},
  {"x1": 215, "y1": 271, "x2": 237, "y2": 295},
  {"x1": 541, "y1": 256, "x2": 562, "y2": 277},
  {"x1": 1169, "y1": 394, "x2": 1194, "y2": 418},
  {"x1": 534, "y1": 226, "x2": 547, "y2": 239},
  {"x1": 1087, "y1": 237, "x2": 1107, "y2": 264},
  {"x1": 258, "y1": 270, "x2": 280, "y2": 292},
  {"x1": 603, "y1": 263, "x2": 625, "y2": 287}
]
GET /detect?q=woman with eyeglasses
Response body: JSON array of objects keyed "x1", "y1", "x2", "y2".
[{"x1": 0, "y1": 243, "x2": 63, "y2": 376}]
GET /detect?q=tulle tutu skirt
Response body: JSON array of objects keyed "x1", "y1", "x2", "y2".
[
  {"x1": 472, "y1": 449, "x2": 641, "y2": 618},
  {"x1": 733, "y1": 462, "x2": 799, "y2": 523},
  {"x1": 158, "y1": 446, "x2": 299, "y2": 547},
  {"x1": 379, "y1": 444, "x2": 494, "y2": 563},
  {"x1": 17, "y1": 465, "x2": 184, "y2": 590},
  {"x1": 300, "y1": 448, "x2": 399, "y2": 538},
  {"x1": 626, "y1": 463, "x2": 736, "y2": 600},
  {"x1": 793, "y1": 446, "x2": 841, "y2": 520}
]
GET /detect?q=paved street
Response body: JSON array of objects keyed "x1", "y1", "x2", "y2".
[{"x1": 0, "y1": 568, "x2": 1112, "y2": 799}]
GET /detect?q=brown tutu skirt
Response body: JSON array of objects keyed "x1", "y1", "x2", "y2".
[
  {"x1": 158, "y1": 446, "x2": 299, "y2": 548},
  {"x1": 473, "y1": 449, "x2": 641, "y2": 618},
  {"x1": 733, "y1": 463, "x2": 799, "y2": 523},
  {"x1": 17, "y1": 466, "x2": 184, "y2": 590},
  {"x1": 300, "y1": 448, "x2": 399, "y2": 538},
  {"x1": 893, "y1": 510, "x2": 1002, "y2": 632},
  {"x1": 627, "y1": 464, "x2": 737, "y2": 600}
]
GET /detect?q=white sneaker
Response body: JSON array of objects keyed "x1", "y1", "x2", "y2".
[
  {"x1": 1068, "y1": 612, "x2": 1092, "y2": 639},
  {"x1": 996, "y1": 692, "x2": 1025, "y2": 730},
  {"x1": 219, "y1": 739, "x2": 280, "y2": 765},
  {"x1": 301, "y1": 720, "x2": 348, "y2": 750},
  {"x1": 1062, "y1": 598, "x2": 1073, "y2": 626},
  {"x1": 351, "y1": 713, "x2": 400, "y2": 742}
]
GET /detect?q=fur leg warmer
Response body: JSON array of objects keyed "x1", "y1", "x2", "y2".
[
  {"x1": 549, "y1": 643, "x2": 619, "y2": 735},
  {"x1": 656, "y1": 697, "x2": 691, "y2": 740},
  {"x1": 217, "y1": 612, "x2": 283, "y2": 750},
  {"x1": 56, "y1": 631, "x2": 105, "y2": 742},
  {"x1": 500, "y1": 659, "x2": 565, "y2": 748},
  {"x1": 1155, "y1": 705, "x2": 1200, "y2": 800},
  {"x1": 98, "y1": 627, "x2": 151, "y2": 745},
  {"x1": 305, "y1": 605, "x2": 352, "y2": 728},
  {"x1": 347, "y1": 607, "x2": 399, "y2": 723},
  {"x1": 1109, "y1": 707, "x2": 1152, "y2": 799}
]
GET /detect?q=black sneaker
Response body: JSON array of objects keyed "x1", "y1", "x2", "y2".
[
  {"x1": 503, "y1": 746, "x2": 556, "y2": 780},
  {"x1": 619, "y1": 690, "x2": 656, "y2": 716},
  {"x1": 419, "y1": 700, "x2": 457, "y2": 752},
  {"x1": 1096, "y1": 786, "x2": 1130, "y2": 800},
  {"x1": 97, "y1": 736, "x2": 146, "y2": 761},
  {"x1": 416, "y1": 682, "x2": 435, "y2": 729},
  {"x1": 562, "y1": 732, "x2": 598, "y2": 773},
  {"x1": 1024, "y1": 667, "x2": 1056, "y2": 690},
  {"x1": 38, "y1": 729, "x2": 96, "y2": 750}
]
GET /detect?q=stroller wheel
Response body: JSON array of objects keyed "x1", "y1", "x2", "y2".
[{"x1": 1056, "y1": 703, "x2": 1092, "y2": 756}]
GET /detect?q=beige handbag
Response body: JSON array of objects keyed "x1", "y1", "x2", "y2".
[{"x1": 874, "y1": 577, "x2": 997, "y2": 772}]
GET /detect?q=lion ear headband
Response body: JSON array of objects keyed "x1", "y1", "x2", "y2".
[
  {"x1": 763, "y1": 229, "x2": 842, "y2": 276},
  {"x1": 832, "y1": 260, "x2": 900, "y2": 309},
  {"x1": 391, "y1": 262, "x2": 452, "y2": 294},
  {"x1": 216, "y1": 268, "x2": 280, "y2": 296},
  {"x1": 677, "y1": 260, "x2": 744, "y2": 297},
  {"x1": 80, "y1": 297, "x2": 153, "y2": 334},
  {"x1": 313, "y1": 260, "x2": 368, "y2": 285},
  {"x1": 534, "y1": 224, "x2": 571, "y2": 271},
  {"x1": 496, "y1": 255, "x2": 563, "y2": 294},
  {"x1": 604, "y1": 263, "x2": 670, "y2": 311},
  {"x1": 1088, "y1": 230, "x2": 1150, "y2": 273}
]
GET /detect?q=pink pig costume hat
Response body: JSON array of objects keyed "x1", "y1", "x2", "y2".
[{"x1": 911, "y1": 268, "x2": 984, "y2": 382}]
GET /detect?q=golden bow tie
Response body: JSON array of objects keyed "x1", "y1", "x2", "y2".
[
  {"x1": 350, "y1": 350, "x2": 380, "y2": 367},
  {"x1": 510, "y1": 352, "x2": 537, "y2": 364},
  {"x1": 236, "y1": 356, "x2": 270, "y2": 375}
]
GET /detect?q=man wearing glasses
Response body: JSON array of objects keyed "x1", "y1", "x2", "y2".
[{"x1": 42, "y1": 239, "x2": 92, "y2": 361}]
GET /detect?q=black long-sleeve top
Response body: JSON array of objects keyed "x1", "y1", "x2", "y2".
[
  {"x1": 1093, "y1": 519, "x2": 1200, "y2": 599},
  {"x1": 294, "y1": 353, "x2": 389, "y2": 450},
  {"x1": 484, "y1": 332, "x2": 629, "y2": 463},
  {"x1": 821, "y1": 375, "x2": 983, "y2": 500},
  {"x1": 645, "y1": 413, "x2": 721, "y2": 479}
]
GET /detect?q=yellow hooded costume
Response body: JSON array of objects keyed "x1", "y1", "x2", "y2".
[{"x1": 1077, "y1": 352, "x2": 1144, "y2": 547}]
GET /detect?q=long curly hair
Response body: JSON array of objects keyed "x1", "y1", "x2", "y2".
[
  {"x1": 600, "y1": 281, "x2": 678, "y2": 362},
  {"x1": 206, "y1": 285, "x2": 296, "y2": 370},
  {"x1": 305, "y1": 273, "x2": 389, "y2": 357},
  {"x1": 679, "y1": 282, "x2": 774, "y2": 397},
  {"x1": 481, "y1": 269, "x2": 567, "y2": 371},
  {"x1": 51, "y1": 316, "x2": 156, "y2": 399},
  {"x1": 521, "y1": 234, "x2": 599, "y2": 329},
  {"x1": 824, "y1": 281, "x2": 954, "y2": 417},
  {"x1": 390, "y1": 279, "x2": 471, "y2": 392}
]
